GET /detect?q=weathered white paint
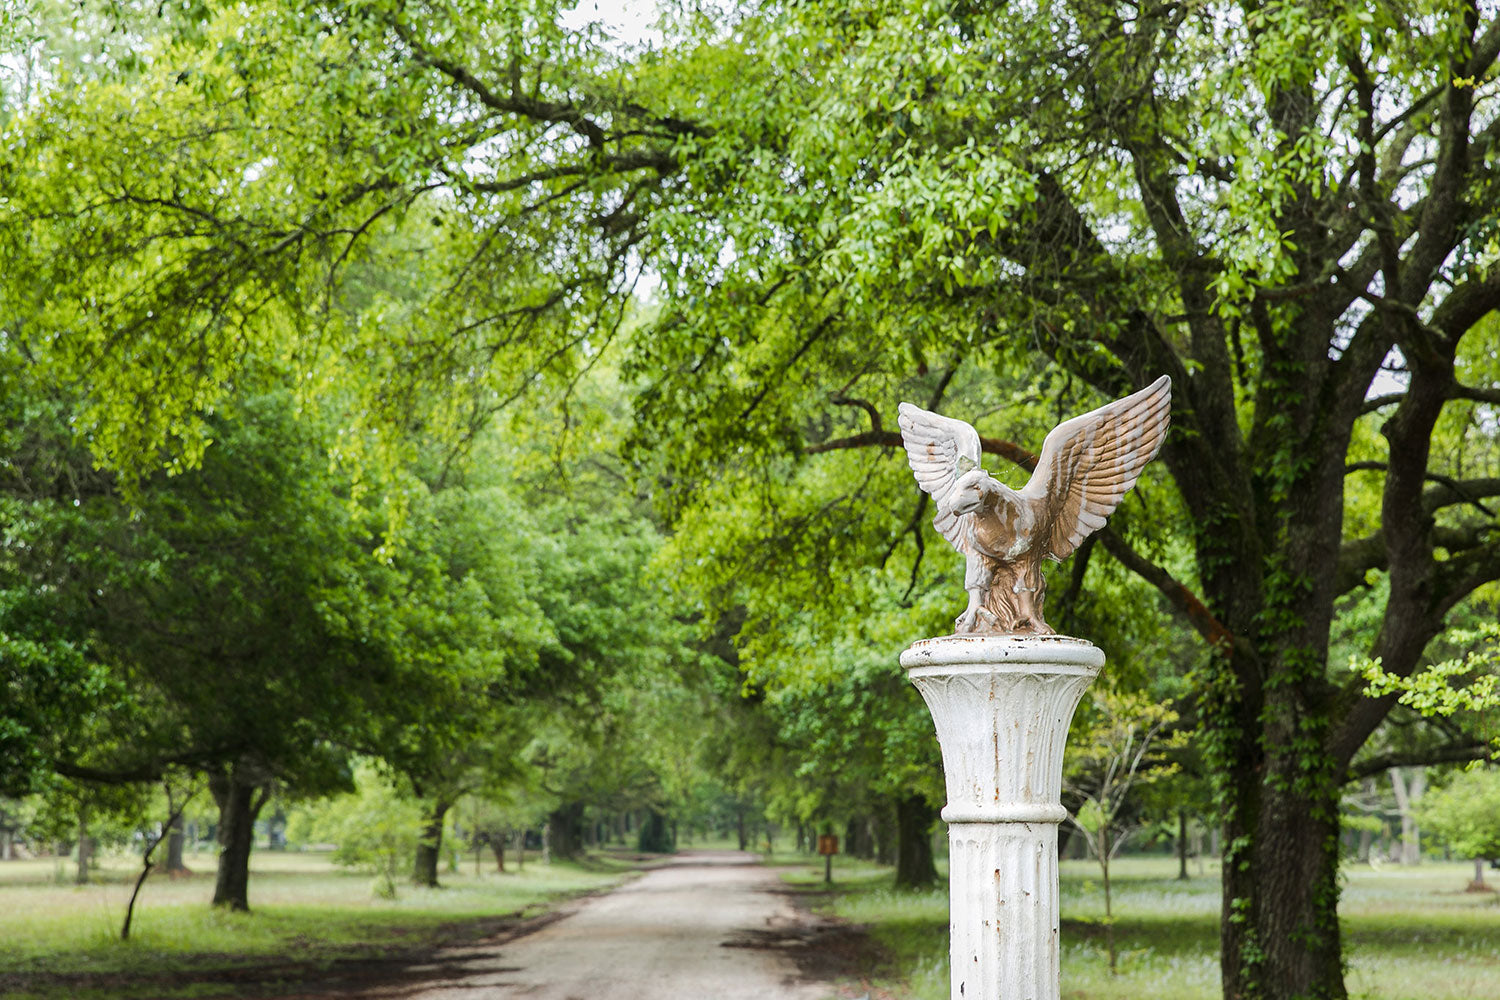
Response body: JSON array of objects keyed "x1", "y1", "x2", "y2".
[{"x1": 902, "y1": 634, "x2": 1103, "y2": 1000}]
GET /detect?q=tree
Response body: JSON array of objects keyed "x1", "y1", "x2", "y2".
[
  {"x1": 1417, "y1": 767, "x2": 1500, "y2": 891},
  {"x1": 0, "y1": 385, "x2": 427, "y2": 910},
  {"x1": 610, "y1": 5, "x2": 1500, "y2": 996},
  {"x1": 9, "y1": 2, "x2": 1499, "y2": 995},
  {"x1": 1065, "y1": 689, "x2": 1186, "y2": 975},
  {"x1": 301, "y1": 763, "x2": 425, "y2": 900}
]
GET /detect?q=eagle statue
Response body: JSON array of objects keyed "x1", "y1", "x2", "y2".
[{"x1": 897, "y1": 376, "x2": 1171, "y2": 635}]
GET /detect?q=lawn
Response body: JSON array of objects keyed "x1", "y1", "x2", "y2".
[
  {"x1": 0, "y1": 847, "x2": 635, "y2": 999},
  {"x1": 787, "y1": 853, "x2": 1500, "y2": 1000}
]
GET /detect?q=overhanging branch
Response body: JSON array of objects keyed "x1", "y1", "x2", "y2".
[
  {"x1": 1094, "y1": 529, "x2": 1237, "y2": 651},
  {"x1": 1336, "y1": 522, "x2": 1494, "y2": 596},
  {"x1": 1347, "y1": 740, "x2": 1495, "y2": 782},
  {"x1": 805, "y1": 428, "x2": 1039, "y2": 471}
]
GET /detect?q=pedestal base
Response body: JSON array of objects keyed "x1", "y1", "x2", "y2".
[{"x1": 902, "y1": 635, "x2": 1103, "y2": 1000}]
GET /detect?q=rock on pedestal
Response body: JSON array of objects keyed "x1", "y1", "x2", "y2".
[{"x1": 901, "y1": 635, "x2": 1104, "y2": 1000}]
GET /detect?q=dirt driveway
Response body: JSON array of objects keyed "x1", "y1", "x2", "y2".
[{"x1": 300, "y1": 850, "x2": 851, "y2": 1000}]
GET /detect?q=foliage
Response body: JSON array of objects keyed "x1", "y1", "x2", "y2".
[
  {"x1": 296, "y1": 764, "x2": 425, "y2": 900},
  {"x1": 1361, "y1": 623, "x2": 1500, "y2": 729},
  {"x1": 1066, "y1": 689, "x2": 1187, "y2": 973},
  {"x1": 1416, "y1": 768, "x2": 1500, "y2": 870}
]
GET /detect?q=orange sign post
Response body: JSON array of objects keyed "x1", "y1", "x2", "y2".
[{"x1": 817, "y1": 834, "x2": 838, "y2": 884}]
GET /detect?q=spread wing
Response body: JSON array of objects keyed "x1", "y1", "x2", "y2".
[
  {"x1": 1018, "y1": 375, "x2": 1171, "y2": 561},
  {"x1": 897, "y1": 402, "x2": 981, "y2": 552}
]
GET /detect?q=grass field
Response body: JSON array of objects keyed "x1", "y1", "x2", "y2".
[
  {"x1": 6, "y1": 843, "x2": 1497, "y2": 999},
  {"x1": 788, "y1": 853, "x2": 1500, "y2": 1000},
  {"x1": 0, "y1": 847, "x2": 634, "y2": 999}
]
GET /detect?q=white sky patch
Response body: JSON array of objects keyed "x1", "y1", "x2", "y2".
[{"x1": 558, "y1": 0, "x2": 664, "y2": 48}]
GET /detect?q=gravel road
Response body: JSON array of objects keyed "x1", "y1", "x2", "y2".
[{"x1": 348, "y1": 851, "x2": 843, "y2": 1000}]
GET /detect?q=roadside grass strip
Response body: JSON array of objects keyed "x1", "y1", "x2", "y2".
[
  {"x1": 0, "y1": 849, "x2": 633, "y2": 999},
  {"x1": 780, "y1": 854, "x2": 1500, "y2": 1000}
]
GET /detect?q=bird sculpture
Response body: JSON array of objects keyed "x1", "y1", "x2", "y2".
[{"x1": 897, "y1": 376, "x2": 1171, "y2": 635}]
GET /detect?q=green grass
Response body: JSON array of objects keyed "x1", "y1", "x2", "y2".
[
  {"x1": 779, "y1": 853, "x2": 1500, "y2": 1000},
  {"x1": 0, "y1": 847, "x2": 635, "y2": 999}
]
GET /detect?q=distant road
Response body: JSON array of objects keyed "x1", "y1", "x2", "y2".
[{"x1": 333, "y1": 851, "x2": 842, "y2": 1000}]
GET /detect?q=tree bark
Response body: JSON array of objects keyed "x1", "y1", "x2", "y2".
[
  {"x1": 637, "y1": 808, "x2": 673, "y2": 853},
  {"x1": 165, "y1": 811, "x2": 187, "y2": 874},
  {"x1": 412, "y1": 799, "x2": 450, "y2": 888},
  {"x1": 546, "y1": 802, "x2": 585, "y2": 861},
  {"x1": 1177, "y1": 810, "x2": 1189, "y2": 880},
  {"x1": 894, "y1": 794, "x2": 939, "y2": 889},
  {"x1": 209, "y1": 768, "x2": 267, "y2": 911},
  {"x1": 1389, "y1": 767, "x2": 1426, "y2": 865},
  {"x1": 1470, "y1": 857, "x2": 1489, "y2": 891},
  {"x1": 1218, "y1": 719, "x2": 1347, "y2": 1000},
  {"x1": 875, "y1": 809, "x2": 895, "y2": 865},
  {"x1": 74, "y1": 803, "x2": 90, "y2": 886}
]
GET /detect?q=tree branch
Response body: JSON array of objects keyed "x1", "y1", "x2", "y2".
[
  {"x1": 830, "y1": 394, "x2": 884, "y2": 437},
  {"x1": 1346, "y1": 740, "x2": 1494, "y2": 782},
  {"x1": 391, "y1": 19, "x2": 711, "y2": 150},
  {"x1": 1432, "y1": 535, "x2": 1500, "y2": 619},
  {"x1": 1360, "y1": 381, "x2": 1500, "y2": 415},
  {"x1": 804, "y1": 428, "x2": 1038, "y2": 471},
  {"x1": 1095, "y1": 529, "x2": 1238, "y2": 652},
  {"x1": 1335, "y1": 522, "x2": 1494, "y2": 597},
  {"x1": 1344, "y1": 464, "x2": 1500, "y2": 517}
]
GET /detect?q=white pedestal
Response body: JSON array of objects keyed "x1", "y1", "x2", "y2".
[{"x1": 901, "y1": 635, "x2": 1104, "y2": 1000}]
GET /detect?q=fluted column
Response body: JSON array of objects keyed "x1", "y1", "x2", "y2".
[{"x1": 902, "y1": 635, "x2": 1104, "y2": 1000}]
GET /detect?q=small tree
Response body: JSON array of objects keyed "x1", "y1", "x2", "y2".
[
  {"x1": 307, "y1": 765, "x2": 423, "y2": 900},
  {"x1": 1416, "y1": 768, "x2": 1500, "y2": 892},
  {"x1": 1065, "y1": 690, "x2": 1185, "y2": 974}
]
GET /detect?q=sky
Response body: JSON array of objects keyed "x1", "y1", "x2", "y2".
[{"x1": 558, "y1": 0, "x2": 663, "y2": 47}]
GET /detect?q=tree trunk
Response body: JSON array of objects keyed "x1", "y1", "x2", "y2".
[
  {"x1": 1469, "y1": 858, "x2": 1489, "y2": 892},
  {"x1": 546, "y1": 802, "x2": 585, "y2": 861},
  {"x1": 209, "y1": 769, "x2": 266, "y2": 911},
  {"x1": 491, "y1": 833, "x2": 506, "y2": 873},
  {"x1": 894, "y1": 794, "x2": 939, "y2": 889},
  {"x1": 735, "y1": 809, "x2": 747, "y2": 851},
  {"x1": 638, "y1": 808, "x2": 673, "y2": 853},
  {"x1": 1177, "y1": 810, "x2": 1189, "y2": 880},
  {"x1": 515, "y1": 827, "x2": 525, "y2": 870},
  {"x1": 875, "y1": 809, "x2": 895, "y2": 866},
  {"x1": 165, "y1": 811, "x2": 187, "y2": 874},
  {"x1": 1389, "y1": 767, "x2": 1426, "y2": 865},
  {"x1": 1102, "y1": 826, "x2": 1117, "y2": 974},
  {"x1": 74, "y1": 803, "x2": 90, "y2": 886},
  {"x1": 413, "y1": 799, "x2": 449, "y2": 888},
  {"x1": 1218, "y1": 732, "x2": 1346, "y2": 1000}
]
